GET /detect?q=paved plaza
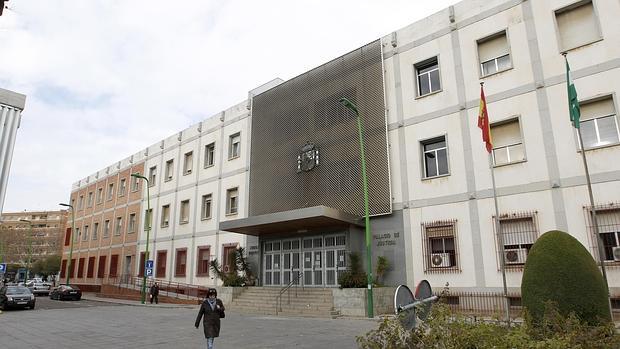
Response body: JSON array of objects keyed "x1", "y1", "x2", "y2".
[{"x1": 0, "y1": 296, "x2": 377, "y2": 348}]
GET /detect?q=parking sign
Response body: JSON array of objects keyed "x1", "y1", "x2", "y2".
[
  {"x1": 0, "y1": 263, "x2": 6, "y2": 273},
  {"x1": 145, "y1": 268, "x2": 153, "y2": 277}
]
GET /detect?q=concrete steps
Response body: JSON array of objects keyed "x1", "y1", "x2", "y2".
[{"x1": 228, "y1": 287, "x2": 336, "y2": 318}]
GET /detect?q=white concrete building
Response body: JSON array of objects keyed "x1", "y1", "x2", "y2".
[
  {"x1": 0, "y1": 87, "x2": 26, "y2": 214},
  {"x1": 67, "y1": 0, "x2": 620, "y2": 302}
]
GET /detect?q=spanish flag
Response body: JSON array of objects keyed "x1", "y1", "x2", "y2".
[{"x1": 478, "y1": 84, "x2": 492, "y2": 153}]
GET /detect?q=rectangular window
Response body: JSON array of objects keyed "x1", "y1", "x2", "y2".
[
  {"x1": 175, "y1": 249, "x2": 187, "y2": 276},
  {"x1": 184, "y1": 151, "x2": 193, "y2": 175},
  {"x1": 579, "y1": 97, "x2": 619, "y2": 150},
  {"x1": 197, "y1": 247, "x2": 210, "y2": 276},
  {"x1": 69, "y1": 259, "x2": 76, "y2": 278},
  {"x1": 64, "y1": 228, "x2": 71, "y2": 246},
  {"x1": 87, "y1": 256, "x2": 96, "y2": 278},
  {"x1": 77, "y1": 258, "x2": 85, "y2": 278},
  {"x1": 180, "y1": 200, "x2": 190, "y2": 224},
  {"x1": 82, "y1": 225, "x2": 89, "y2": 241},
  {"x1": 119, "y1": 178, "x2": 126, "y2": 197},
  {"x1": 109, "y1": 254, "x2": 119, "y2": 277},
  {"x1": 107, "y1": 183, "x2": 114, "y2": 201},
  {"x1": 115, "y1": 217, "x2": 122, "y2": 236},
  {"x1": 87, "y1": 192, "x2": 93, "y2": 207},
  {"x1": 103, "y1": 220, "x2": 110, "y2": 238},
  {"x1": 78, "y1": 195, "x2": 84, "y2": 210},
  {"x1": 138, "y1": 252, "x2": 146, "y2": 277},
  {"x1": 60, "y1": 259, "x2": 67, "y2": 279},
  {"x1": 422, "y1": 136, "x2": 449, "y2": 178},
  {"x1": 97, "y1": 188, "x2": 103, "y2": 204},
  {"x1": 131, "y1": 174, "x2": 140, "y2": 192},
  {"x1": 93, "y1": 222, "x2": 99, "y2": 240},
  {"x1": 201, "y1": 194, "x2": 212, "y2": 220},
  {"x1": 422, "y1": 221, "x2": 459, "y2": 272},
  {"x1": 204, "y1": 143, "x2": 215, "y2": 168},
  {"x1": 415, "y1": 57, "x2": 441, "y2": 97},
  {"x1": 148, "y1": 166, "x2": 157, "y2": 186},
  {"x1": 222, "y1": 245, "x2": 236, "y2": 273},
  {"x1": 584, "y1": 203, "x2": 620, "y2": 261},
  {"x1": 74, "y1": 228, "x2": 80, "y2": 242},
  {"x1": 228, "y1": 133, "x2": 241, "y2": 159},
  {"x1": 128, "y1": 213, "x2": 136, "y2": 233},
  {"x1": 226, "y1": 188, "x2": 239, "y2": 215},
  {"x1": 144, "y1": 208, "x2": 153, "y2": 231},
  {"x1": 491, "y1": 118, "x2": 525, "y2": 166},
  {"x1": 478, "y1": 31, "x2": 511, "y2": 76},
  {"x1": 97, "y1": 255, "x2": 106, "y2": 278},
  {"x1": 495, "y1": 212, "x2": 539, "y2": 268},
  {"x1": 165, "y1": 159, "x2": 174, "y2": 181},
  {"x1": 156, "y1": 250, "x2": 167, "y2": 278},
  {"x1": 555, "y1": 1, "x2": 601, "y2": 51},
  {"x1": 161, "y1": 205, "x2": 170, "y2": 227}
]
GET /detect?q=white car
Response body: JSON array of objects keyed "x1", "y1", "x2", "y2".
[{"x1": 26, "y1": 281, "x2": 51, "y2": 296}]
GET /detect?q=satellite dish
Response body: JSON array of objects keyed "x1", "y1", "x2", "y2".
[{"x1": 394, "y1": 280, "x2": 438, "y2": 330}]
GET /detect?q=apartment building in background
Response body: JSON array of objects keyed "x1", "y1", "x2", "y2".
[{"x1": 63, "y1": 0, "x2": 620, "y2": 302}]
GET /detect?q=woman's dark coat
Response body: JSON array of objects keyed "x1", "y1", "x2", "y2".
[{"x1": 195, "y1": 298, "x2": 225, "y2": 338}]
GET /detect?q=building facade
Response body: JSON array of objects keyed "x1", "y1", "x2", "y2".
[
  {"x1": 64, "y1": 0, "x2": 620, "y2": 298},
  {"x1": 0, "y1": 87, "x2": 26, "y2": 214}
]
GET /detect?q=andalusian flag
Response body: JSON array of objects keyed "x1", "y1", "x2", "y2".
[
  {"x1": 478, "y1": 85, "x2": 492, "y2": 153},
  {"x1": 565, "y1": 56, "x2": 581, "y2": 129}
]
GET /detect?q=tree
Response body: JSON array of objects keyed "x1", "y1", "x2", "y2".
[
  {"x1": 521, "y1": 230, "x2": 610, "y2": 325},
  {"x1": 210, "y1": 247, "x2": 255, "y2": 287},
  {"x1": 32, "y1": 255, "x2": 61, "y2": 277}
]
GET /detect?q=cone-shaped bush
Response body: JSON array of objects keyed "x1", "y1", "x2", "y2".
[{"x1": 521, "y1": 230, "x2": 610, "y2": 325}]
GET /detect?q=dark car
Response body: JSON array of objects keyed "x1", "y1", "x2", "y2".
[
  {"x1": 0, "y1": 285, "x2": 36, "y2": 310},
  {"x1": 50, "y1": 285, "x2": 82, "y2": 301}
]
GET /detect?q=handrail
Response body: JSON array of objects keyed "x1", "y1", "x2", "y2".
[
  {"x1": 276, "y1": 271, "x2": 303, "y2": 314},
  {"x1": 103, "y1": 274, "x2": 211, "y2": 301}
]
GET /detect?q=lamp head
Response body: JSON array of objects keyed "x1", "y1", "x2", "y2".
[{"x1": 339, "y1": 97, "x2": 359, "y2": 115}]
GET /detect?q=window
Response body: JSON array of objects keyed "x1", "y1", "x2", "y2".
[
  {"x1": 478, "y1": 31, "x2": 511, "y2": 76},
  {"x1": 422, "y1": 220, "x2": 459, "y2": 272},
  {"x1": 107, "y1": 183, "x2": 114, "y2": 201},
  {"x1": 60, "y1": 260, "x2": 67, "y2": 279},
  {"x1": 226, "y1": 188, "x2": 239, "y2": 215},
  {"x1": 128, "y1": 213, "x2": 136, "y2": 233},
  {"x1": 109, "y1": 254, "x2": 119, "y2": 277},
  {"x1": 204, "y1": 143, "x2": 215, "y2": 168},
  {"x1": 183, "y1": 151, "x2": 193, "y2": 175},
  {"x1": 138, "y1": 252, "x2": 146, "y2": 277},
  {"x1": 584, "y1": 203, "x2": 620, "y2": 261},
  {"x1": 93, "y1": 222, "x2": 99, "y2": 240},
  {"x1": 415, "y1": 57, "x2": 441, "y2": 97},
  {"x1": 578, "y1": 97, "x2": 619, "y2": 150},
  {"x1": 165, "y1": 159, "x2": 174, "y2": 181},
  {"x1": 103, "y1": 220, "x2": 110, "y2": 238},
  {"x1": 87, "y1": 256, "x2": 96, "y2": 278},
  {"x1": 96, "y1": 188, "x2": 103, "y2": 204},
  {"x1": 422, "y1": 136, "x2": 449, "y2": 178},
  {"x1": 87, "y1": 192, "x2": 94, "y2": 207},
  {"x1": 555, "y1": 1, "x2": 601, "y2": 51},
  {"x1": 148, "y1": 166, "x2": 157, "y2": 186},
  {"x1": 222, "y1": 245, "x2": 237, "y2": 273},
  {"x1": 131, "y1": 174, "x2": 140, "y2": 192},
  {"x1": 118, "y1": 178, "x2": 126, "y2": 197},
  {"x1": 115, "y1": 217, "x2": 123, "y2": 236},
  {"x1": 175, "y1": 249, "x2": 187, "y2": 276},
  {"x1": 161, "y1": 205, "x2": 170, "y2": 227},
  {"x1": 82, "y1": 225, "x2": 89, "y2": 241},
  {"x1": 491, "y1": 118, "x2": 525, "y2": 166},
  {"x1": 495, "y1": 212, "x2": 539, "y2": 268},
  {"x1": 74, "y1": 228, "x2": 80, "y2": 242},
  {"x1": 78, "y1": 195, "x2": 84, "y2": 210},
  {"x1": 97, "y1": 255, "x2": 106, "y2": 278},
  {"x1": 197, "y1": 247, "x2": 210, "y2": 276},
  {"x1": 69, "y1": 260, "x2": 75, "y2": 278},
  {"x1": 228, "y1": 133, "x2": 241, "y2": 159},
  {"x1": 156, "y1": 250, "x2": 167, "y2": 278},
  {"x1": 179, "y1": 200, "x2": 190, "y2": 224},
  {"x1": 77, "y1": 258, "x2": 85, "y2": 278},
  {"x1": 201, "y1": 194, "x2": 212, "y2": 220},
  {"x1": 144, "y1": 208, "x2": 153, "y2": 231}
]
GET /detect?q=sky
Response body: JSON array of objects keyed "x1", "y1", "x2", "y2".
[{"x1": 0, "y1": 0, "x2": 458, "y2": 213}]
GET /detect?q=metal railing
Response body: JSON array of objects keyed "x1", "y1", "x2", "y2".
[
  {"x1": 103, "y1": 274, "x2": 211, "y2": 301},
  {"x1": 276, "y1": 271, "x2": 303, "y2": 314}
]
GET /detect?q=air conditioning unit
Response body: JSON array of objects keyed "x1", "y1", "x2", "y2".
[
  {"x1": 504, "y1": 248, "x2": 527, "y2": 265},
  {"x1": 430, "y1": 253, "x2": 451, "y2": 268},
  {"x1": 612, "y1": 247, "x2": 620, "y2": 261}
]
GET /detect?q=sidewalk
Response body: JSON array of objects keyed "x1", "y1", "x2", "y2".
[{"x1": 81, "y1": 292, "x2": 197, "y2": 309}]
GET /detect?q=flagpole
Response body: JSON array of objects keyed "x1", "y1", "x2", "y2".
[{"x1": 480, "y1": 81, "x2": 511, "y2": 324}]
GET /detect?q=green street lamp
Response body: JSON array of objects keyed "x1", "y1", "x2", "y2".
[
  {"x1": 19, "y1": 219, "x2": 33, "y2": 282},
  {"x1": 59, "y1": 203, "x2": 75, "y2": 285},
  {"x1": 131, "y1": 172, "x2": 151, "y2": 304},
  {"x1": 339, "y1": 97, "x2": 374, "y2": 318}
]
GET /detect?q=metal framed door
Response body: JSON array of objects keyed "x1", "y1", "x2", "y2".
[{"x1": 282, "y1": 252, "x2": 301, "y2": 285}]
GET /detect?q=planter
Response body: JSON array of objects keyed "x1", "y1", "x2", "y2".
[{"x1": 332, "y1": 287, "x2": 396, "y2": 317}]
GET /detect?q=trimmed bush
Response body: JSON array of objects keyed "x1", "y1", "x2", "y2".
[
  {"x1": 338, "y1": 252, "x2": 368, "y2": 288},
  {"x1": 521, "y1": 230, "x2": 610, "y2": 325}
]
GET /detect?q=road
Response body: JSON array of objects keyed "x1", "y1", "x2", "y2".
[{"x1": 0, "y1": 296, "x2": 377, "y2": 348}]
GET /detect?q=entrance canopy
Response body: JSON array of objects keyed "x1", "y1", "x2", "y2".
[{"x1": 219, "y1": 206, "x2": 363, "y2": 236}]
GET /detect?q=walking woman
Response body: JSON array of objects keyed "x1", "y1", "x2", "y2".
[{"x1": 195, "y1": 288, "x2": 225, "y2": 349}]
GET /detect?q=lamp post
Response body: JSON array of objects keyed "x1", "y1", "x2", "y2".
[
  {"x1": 131, "y1": 172, "x2": 151, "y2": 304},
  {"x1": 339, "y1": 97, "x2": 374, "y2": 318},
  {"x1": 19, "y1": 219, "x2": 33, "y2": 282},
  {"x1": 59, "y1": 203, "x2": 75, "y2": 285}
]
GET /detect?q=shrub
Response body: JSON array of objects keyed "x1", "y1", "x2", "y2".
[
  {"x1": 338, "y1": 252, "x2": 368, "y2": 288},
  {"x1": 210, "y1": 247, "x2": 255, "y2": 287},
  {"x1": 521, "y1": 230, "x2": 610, "y2": 325},
  {"x1": 374, "y1": 256, "x2": 389, "y2": 286}
]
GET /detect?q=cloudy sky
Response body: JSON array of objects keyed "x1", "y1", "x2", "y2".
[{"x1": 0, "y1": 0, "x2": 457, "y2": 213}]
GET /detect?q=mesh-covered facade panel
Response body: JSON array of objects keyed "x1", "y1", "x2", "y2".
[{"x1": 249, "y1": 40, "x2": 391, "y2": 217}]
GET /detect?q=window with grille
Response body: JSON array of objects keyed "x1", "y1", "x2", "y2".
[
  {"x1": 422, "y1": 220, "x2": 459, "y2": 273},
  {"x1": 161, "y1": 205, "x2": 170, "y2": 227},
  {"x1": 204, "y1": 143, "x2": 215, "y2": 168},
  {"x1": 184, "y1": 151, "x2": 193, "y2": 175},
  {"x1": 175, "y1": 249, "x2": 187, "y2": 276},
  {"x1": 149, "y1": 166, "x2": 157, "y2": 186},
  {"x1": 584, "y1": 203, "x2": 620, "y2": 262},
  {"x1": 201, "y1": 194, "x2": 212, "y2": 220},
  {"x1": 555, "y1": 0, "x2": 601, "y2": 52},
  {"x1": 226, "y1": 188, "x2": 238, "y2": 215},
  {"x1": 179, "y1": 200, "x2": 190, "y2": 224},
  {"x1": 165, "y1": 159, "x2": 174, "y2": 181},
  {"x1": 578, "y1": 96, "x2": 619, "y2": 150},
  {"x1": 228, "y1": 133, "x2": 241, "y2": 159},
  {"x1": 491, "y1": 118, "x2": 525, "y2": 166},
  {"x1": 494, "y1": 212, "x2": 539, "y2": 269},
  {"x1": 197, "y1": 247, "x2": 210, "y2": 276},
  {"x1": 421, "y1": 136, "x2": 449, "y2": 178},
  {"x1": 144, "y1": 209, "x2": 152, "y2": 231},
  {"x1": 478, "y1": 31, "x2": 511, "y2": 77},
  {"x1": 415, "y1": 57, "x2": 441, "y2": 97}
]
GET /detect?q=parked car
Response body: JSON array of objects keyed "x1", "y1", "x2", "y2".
[
  {"x1": 0, "y1": 285, "x2": 36, "y2": 310},
  {"x1": 26, "y1": 281, "x2": 51, "y2": 296},
  {"x1": 49, "y1": 285, "x2": 82, "y2": 301}
]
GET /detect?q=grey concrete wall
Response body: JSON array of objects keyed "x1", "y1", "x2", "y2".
[{"x1": 332, "y1": 287, "x2": 396, "y2": 317}]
